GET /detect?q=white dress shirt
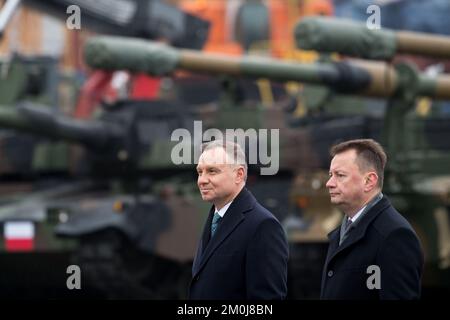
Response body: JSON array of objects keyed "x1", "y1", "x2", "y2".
[{"x1": 215, "y1": 201, "x2": 233, "y2": 218}]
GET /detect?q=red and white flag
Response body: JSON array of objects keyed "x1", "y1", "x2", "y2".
[{"x1": 4, "y1": 221, "x2": 35, "y2": 252}]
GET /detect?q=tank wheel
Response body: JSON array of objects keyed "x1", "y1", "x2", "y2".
[{"x1": 72, "y1": 228, "x2": 192, "y2": 299}]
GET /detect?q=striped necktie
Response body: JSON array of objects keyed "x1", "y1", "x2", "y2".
[{"x1": 211, "y1": 212, "x2": 221, "y2": 238}]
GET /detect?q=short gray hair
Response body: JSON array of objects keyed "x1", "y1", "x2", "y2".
[{"x1": 201, "y1": 140, "x2": 248, "y2": 180}]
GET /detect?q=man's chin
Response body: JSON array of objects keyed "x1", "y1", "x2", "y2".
[
  {"x1": 201, "y1": 195, "x2": 213, "y2": 202},
  {"x1": 329, "y1": 197, "x2": 341, "y2": 205}
]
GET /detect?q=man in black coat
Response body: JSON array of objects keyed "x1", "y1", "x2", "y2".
[
  {"x1": 321, "y1": 139, "x2": 423, "y2": 300},
  {"x1": 189, "y1": 140, "x2": 288, "y2": 300}
]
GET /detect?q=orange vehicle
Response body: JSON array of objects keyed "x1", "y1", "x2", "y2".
[{"x1": 180, "y1": 0, "x2": 333, "y2": 58}]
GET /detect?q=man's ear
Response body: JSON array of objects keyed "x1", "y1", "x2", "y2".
[
  {"x1": 364, "y1": 172, "x2": 379, "y2": 192},
  {"x1": 236, "y1": 166, "x2": 245, "y2": 184}
]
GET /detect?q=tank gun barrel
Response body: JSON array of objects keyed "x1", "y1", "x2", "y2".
[
  {"x1": 0, "y1": 102, "x2": 123, "y2": 149},
  {"x1": 84, "y1": 36, "x2": 450, "y2": 100},
  {"x1": 85, "y1": 36, "x2": 353, "y2": 84},
  {"x1": 295, "y1": 16, "x2": 450, "y2": 60}
]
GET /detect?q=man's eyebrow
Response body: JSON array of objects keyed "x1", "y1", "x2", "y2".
[
  {"x1": 197, "y1": 164, "x2": 220, "y2": 170},
  {"x1": 330, "y1": 168, "x2": 347, "y2": 173}
]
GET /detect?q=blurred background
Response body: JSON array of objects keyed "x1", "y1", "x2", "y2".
[{"x1": 0, "y1": 0, "x2": 449, "y2": 299}]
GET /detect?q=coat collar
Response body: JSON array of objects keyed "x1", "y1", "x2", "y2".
[
  {"x1": 325, "y1": 195, "x2": 391, "y2": 267},
  {"x1": 192, "y1": 187, "x2": 255, "y2": 277}
]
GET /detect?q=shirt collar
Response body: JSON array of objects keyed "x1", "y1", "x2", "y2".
[
  {"x1": 349, "y1": 205, "x2": 366, "y2": 223},
  {"x1": 348, "y1": 192, "x2": 384, "y2": 223},
  {"x1": 215, "y1": 201, "x2": 233, "y2": 218}
]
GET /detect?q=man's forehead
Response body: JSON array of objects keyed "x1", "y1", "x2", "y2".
[
  {"x1": 330, "y1": 150, "x2": 357, "y2": 169},
  {"x1": 198, "y1": 147, "x2": 233, "y2": 165},
  {"x1": 329, "y1": 163, "x2": 349, "y2": 172}
]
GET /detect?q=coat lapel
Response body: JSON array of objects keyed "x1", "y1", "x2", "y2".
[
  {"x1": 326, "y1": 227, "x2": 340, "y2": 260},
  {"x1": 192, "y1": 188, "x2": 255, "y2": 278},
  {"x1": 321, "y1": 226, "x2": 340, "y2": 293},
  {"x1": 324, "y1": 196, "x2": 391, "y2": 267},
  {"x1": 200, "y1": 207, "x2": 214, "y2": 254},
  {"x1": 192, "y1": 206, "x2": 214, "y2": 276}
]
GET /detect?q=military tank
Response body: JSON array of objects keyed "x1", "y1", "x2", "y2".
[
  {"x1": 0, "y1": 96, "x2": 210, "y2": 298},
  {"x1": 0, "y1": 0, "x2": 213, "y2": 299}
]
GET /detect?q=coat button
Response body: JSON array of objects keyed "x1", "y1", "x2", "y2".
[{"x1": 327, "y1": 270, "x2": 334, "y2": 277}]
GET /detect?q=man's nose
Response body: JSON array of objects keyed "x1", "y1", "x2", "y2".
[
  {"x1": 326, "y1": 176, "x2": 335, "y2": 188},
  {"x1": 198, "y1": 174, "x2": 208, "y2": 185}
]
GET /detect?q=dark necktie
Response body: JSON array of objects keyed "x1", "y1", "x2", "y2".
[
  {"x1": 345, "y1": 218, "x2": 353, "y2": 232},
  {"x1": 211, "y1": 212, "x2": 221, "y2": 238},
  {"x1": 339, "y1": 217, "x2": 353, "y2": 246}
]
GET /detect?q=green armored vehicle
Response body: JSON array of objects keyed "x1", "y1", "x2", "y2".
[
  {"x1": 0, "y1": 56, "x2": 210, "y2": 300},
  {"x1": 0, "y1": 98, "x2": 210, "y2": 298},
  {"x1": 0, "y1": 0, "x2": 212, "y2": 299}
]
